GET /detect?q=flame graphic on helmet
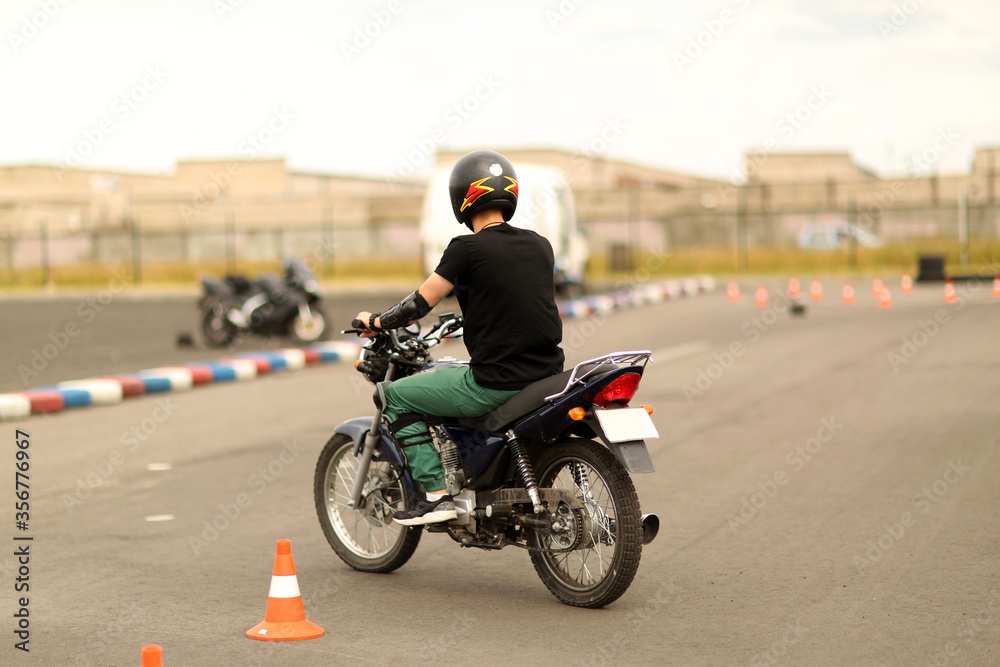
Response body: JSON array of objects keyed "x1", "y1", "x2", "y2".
[
  {"x1": 503, "y1": 176, "x2": 518, "y2": 198},
  {"x1": 460, "y1": 177, "x2": 495, "y2": 212}
]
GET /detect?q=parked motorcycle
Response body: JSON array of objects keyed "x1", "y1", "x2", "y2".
[
  {"x1": 198, "y1": 258, "x2": 327, "y2": 347},
  {"x1": 314, "y1": 313, "x2": 660, "y2": 608}
]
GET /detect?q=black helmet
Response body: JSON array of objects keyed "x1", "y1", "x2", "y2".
[{"x1": 448, "y1": 150, "x2": 518, "y2": 228}]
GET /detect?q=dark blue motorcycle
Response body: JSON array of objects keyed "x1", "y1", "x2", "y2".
[
  {"x1": 314, "y1": 314, "x2": 659, "y2": 608},
  {"x1": 198, "y1": 258, "x2": 327, "y2": 347}
]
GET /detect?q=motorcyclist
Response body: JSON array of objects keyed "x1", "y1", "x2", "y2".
[{"x1": 356, "y1": 150, "x2": 564, "y2": 525}]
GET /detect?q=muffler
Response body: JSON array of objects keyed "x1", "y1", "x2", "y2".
[{"x1": 641, "y1": 513, "x2": 659, "y2": 545}]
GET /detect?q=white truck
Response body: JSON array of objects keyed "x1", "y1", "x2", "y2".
[{"x1": 419, "y1": 161, "x2": 589, "y2": 294}]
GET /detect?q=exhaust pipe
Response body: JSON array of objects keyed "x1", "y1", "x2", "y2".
[{"x1": 641, "y1": 513, "x2": 659, "y2": 545}]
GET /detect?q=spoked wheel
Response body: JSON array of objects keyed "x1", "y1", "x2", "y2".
[
  {"x1": 290, "y1": 305, "x2": 327, "y2": 343},
  {"x1": 201, "y1": 304, "x2": 237, "y2": 347},
  {"x1": 314, "y1": 433, "x2": 421, "y2": 573},
  {"x1": 529, "y1": 438, "x2": 643, "y2": 608}
]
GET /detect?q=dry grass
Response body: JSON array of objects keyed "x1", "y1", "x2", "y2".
[
  {"x1": 588, "y1": 239, "x2": 1000, "y2": 280},
  {"x1": 4, "y1": 241, "x2": 998, "y2": 290}
]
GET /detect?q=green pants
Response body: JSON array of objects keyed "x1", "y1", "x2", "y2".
[{"x1": 382, "y1": 366, "x2": 517, "y2": 492}]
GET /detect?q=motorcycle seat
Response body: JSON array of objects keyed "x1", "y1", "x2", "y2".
[{"x1": 459, "y1": 363, "x2": 618, "y2": 433}]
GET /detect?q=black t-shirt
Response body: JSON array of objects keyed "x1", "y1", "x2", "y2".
[{"x1": 434, "y1": 223, "x2": 564, "y2": 390}]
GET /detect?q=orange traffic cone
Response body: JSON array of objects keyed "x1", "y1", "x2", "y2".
[
  {"x1": 842, "y1": 282, "x2": 855, "y2": 305},
  {"x1": 992, "y1": 276, "x2": 1000, "y2": 299},
  {"x1": 901, "y1": 274, "x2": 913, "y2": 295},
  {"x1": 878, "y1": 287, "x2": 892, "y2": 309},
  {"x1": 726, "y1": 281, "x2": 740, "y2": 303},
  {"x1": 787, "y1": 276, "x2": 802, "y2": 299},
  {"x1": 810, "y1": 279, "x2": 823, "y2": 302},
  {"x1": 943, "y1": 279, "x2": 957, "y2": 304},
  {"x1": 141, "y1": 645, "x2": 163, "y2": 666},
  {"x1": 755, "y1": 284, "x2": 769, "y2": 308},
  {"x1": 247, "y1": 540, "x2": 324, "y2": 641},
  {"x1": 872, "y1": 277, "x2": 884, "y2": 297}
]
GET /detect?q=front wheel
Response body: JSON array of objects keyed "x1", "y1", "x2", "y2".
[
  {"x1": 289, "y1": 304, "x2": 327, "y2": 344},
  {"x1": 529, "y1": 438, "x2": 643, "y2": 608},
  {"x1": 314, "y1": 433, "x2": 421, "y2": 573}
]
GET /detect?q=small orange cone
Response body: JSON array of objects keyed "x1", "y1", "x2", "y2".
[
  {"x1": 943, "y1": 279, "x2": 957, "y2": 304},
  {"x1": 141, "y1": 645, "x2": 163, "y2": 666},
  {"x1": 872, "y1": 277, "x2": 884, "y2": 297},
  {"x1": 787, "y1": 276, "x2": 801, "y2": 299},
  {"x1": 809, "y1": 279, "x2": 823, "y2": 302},
  {"x1": 878, "y1": 287, "x2": 892, "y2": 309},
  {"x1": 247, "y1": 540, "x2": 324, "y2": 641},
  {"x1": 726, "y1": 281, "x2": 740, "y2": 303},
  {"x1": 901, "y1": 274, "x2": 913, "y2": 295},
  {"x1": 992, "y1": 276, "x2": 1000, "y2": 299},
  {"x1": 842, "y1": 282, "x2": 855, "y2": 305},
  {"x1": 755, "y1": 284, "x2": 769, "y2": 308}
]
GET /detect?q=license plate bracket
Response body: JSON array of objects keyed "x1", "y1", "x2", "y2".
[{"x1": 594, "y1": 407, "x2": 659, "y2": 443}]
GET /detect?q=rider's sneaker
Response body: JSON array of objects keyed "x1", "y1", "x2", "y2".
[{"x1": 393, "y1": 495, "x2": 457, "y2": 526}]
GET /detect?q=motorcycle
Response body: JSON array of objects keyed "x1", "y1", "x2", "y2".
[
  {"x1": 314, "y1": 313, "x2": 660, "y2": 608},
  {"x1": 198, "y1": 258, "x2": 327, "y2": 347}
]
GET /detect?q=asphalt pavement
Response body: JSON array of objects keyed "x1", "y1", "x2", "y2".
[{"x1": 1, "y1": 280, "x2": 998, "y2": 666}]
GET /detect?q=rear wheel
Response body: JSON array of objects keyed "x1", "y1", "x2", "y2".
[
  {"x1": 201, "y1": 304, "x2": 236, "y2": 347},
  {"x1": 529, "y1": 438, "x2": 642, "y2": 608},
  {"x1": 314, "y1": 433, "x2": 421, "y2": 573}
]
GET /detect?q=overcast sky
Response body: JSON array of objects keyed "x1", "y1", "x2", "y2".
[{"x1": 2, "y1": 0, "x2": 998, "y2": 183}]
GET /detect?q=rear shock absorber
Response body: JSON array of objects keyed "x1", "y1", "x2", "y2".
[{"x1": 506, "y1": 430, "x2": 544, "y2": 514}]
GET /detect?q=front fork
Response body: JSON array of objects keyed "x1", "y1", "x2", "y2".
[
  {"x1": 347, "y1": 404, "x2": 383, "y2": 509},
  {"x1": 348, "y1": 361, "x2": 399, "y2": 509}
]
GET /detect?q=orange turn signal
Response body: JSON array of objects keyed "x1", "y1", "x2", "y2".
[
  {"x1": 568, "y1": 407, "x2": 587, "y2": 421},
  {"x1": 640, "y1": 405, "x2": 653, "y2": 415},
  {"x1": 354, "y1": 360, "x2": 362, "y2": 370}
]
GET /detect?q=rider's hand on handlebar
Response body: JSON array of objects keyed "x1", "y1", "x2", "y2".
[{"x1": 354, "y1": 311, "x2": 379, "y2": 338}]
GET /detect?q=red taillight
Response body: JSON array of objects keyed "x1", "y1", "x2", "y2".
[{"x1": 593, "y1": 373, "x2": 641, "y2": 407}]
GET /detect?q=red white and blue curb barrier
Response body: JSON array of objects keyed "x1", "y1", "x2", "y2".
[
  {"x1": 557, "y1": 276, "x2": 715, "y2": 319},
  {"x1": 0, "y1": 277, "x2": 715, "y2": 421},
  {"x1": 0, "y1": 341, "x2": 364, "y2": 422}
]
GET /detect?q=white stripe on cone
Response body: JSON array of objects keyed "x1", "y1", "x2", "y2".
[{"x1": 267, "y1": 574, "x2": 301, "y2": 599}]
